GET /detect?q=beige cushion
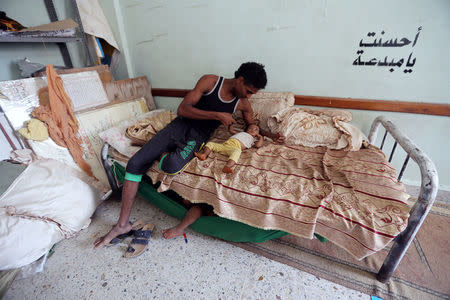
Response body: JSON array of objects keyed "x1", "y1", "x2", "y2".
[
  {"x1": 234, "y1": 92, "x2": 295, "y2": 132},
  {"x1": 299, "y1": 107, "x2": 353, "y2": 122},
  {"x1": 98, "y1": 109, "x2": 167, "y2": 157},
  {"x1": 125, "y1": 110, "x2": 177, "y2": 145},
  {"x1": 267, "y1": 107, "x2": 364, "y2": 151}
]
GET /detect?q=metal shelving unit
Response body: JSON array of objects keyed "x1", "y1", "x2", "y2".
[
  {"x1": 0, "y1": 0, "x2": 93, "y2": 68},
  {"x1": 0, "y1": 36, "x2": 82, "y2": 43}
]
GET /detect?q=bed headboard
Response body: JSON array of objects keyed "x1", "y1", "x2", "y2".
[{"x1": 367, "y1": 115, "x2": 438, "y2": 282}]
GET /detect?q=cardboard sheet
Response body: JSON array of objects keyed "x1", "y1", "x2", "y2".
[{"x1": 76, "y1": 98, "x2": 148, "y2": 187}]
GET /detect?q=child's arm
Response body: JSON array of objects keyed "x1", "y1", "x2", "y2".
[{"x1": 254, "y1": 133, "x2": 264, "y2": 148}]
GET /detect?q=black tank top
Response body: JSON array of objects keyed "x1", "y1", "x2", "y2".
[{"x1": 185, "y1": 76, "x2": 240, "y2": 135}]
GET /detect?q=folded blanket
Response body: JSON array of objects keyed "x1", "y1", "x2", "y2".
[{"x1": 267, "y1": 107, "x2": 364, "y2": 151}]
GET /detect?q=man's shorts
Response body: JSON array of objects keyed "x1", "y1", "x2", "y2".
[{"x1": 125, "y1": 117, "x2": 211, "y2": 179}]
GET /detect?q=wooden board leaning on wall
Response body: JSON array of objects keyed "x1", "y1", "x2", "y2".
[{"x1": 151, "y1": 88, "x2": 450, "y2": 117}]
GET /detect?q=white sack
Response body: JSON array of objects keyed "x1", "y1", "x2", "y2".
[{"x1": 0, "y1": 159, "x2": 103, "y2": 270}]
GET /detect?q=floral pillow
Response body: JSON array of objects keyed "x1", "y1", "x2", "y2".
[
  {"x1": 233, "y1": 92, "x2": 295, "y2": 132},
  {"x1": 267, "y1": 107, "x2": 363, "y2": 151},
  {"x1": 298, "y1": 107, "x2": 353, "y2": 122}
]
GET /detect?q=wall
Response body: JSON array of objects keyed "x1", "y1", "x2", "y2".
[{"x1": 112, "y1": 0, "x2": 449, "y2": 190}]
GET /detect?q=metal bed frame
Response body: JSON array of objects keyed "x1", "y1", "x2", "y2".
[
  {"x1": 101, "y1": 115, "x2": 439, "y2": 283},
  {"x1": 368, "y1": 116, "x2": 438, "y2": 282}
]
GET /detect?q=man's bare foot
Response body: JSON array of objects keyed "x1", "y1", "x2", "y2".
[
  {"x1": 94, "y1": 223, "x2": 133, "y2": 249},
  {"x1": 222, "y1": 166, "x2": 234, "y2": 173},
  {"x1": 162, "y1": 227, "x2": 184, "y2": 239},
  {"x1": 194, "y1": 152, "x2": 207, "y2": 161}
]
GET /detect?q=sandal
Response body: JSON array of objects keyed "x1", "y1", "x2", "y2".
[
  {"x1": 108, "y1": 219, "x2": 146, "y2": 246},
  {"x1": 123, "y1": 223, "x2": 155, "y2": 258}
]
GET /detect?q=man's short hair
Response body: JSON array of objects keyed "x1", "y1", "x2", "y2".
[{"x1": 234, "y1": 62, "x2": 267, "y2": 89}]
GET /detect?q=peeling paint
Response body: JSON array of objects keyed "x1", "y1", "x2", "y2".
[
  {"x1": 267, "y1": 26, "x2": 293, "y2": 32},
  {"x1": 136, "y1": 39, "x2": 154, "y2": 45},
  {"x1": 147, "y1": 5, "x2": 164, "y2": 11},
  {"x1": 136, "y1": 33, "x2": 168, "y2": 46},
  {"x1": 185, "y1": 4, "x2": 208, "y2": 9},
  {"x1": 126, "y1": 2, "x2": 143, "y2": 9}
]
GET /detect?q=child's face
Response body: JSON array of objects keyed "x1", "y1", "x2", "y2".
[{"x1": 246, "y1": 124, "x2": 259, "y2": 137}]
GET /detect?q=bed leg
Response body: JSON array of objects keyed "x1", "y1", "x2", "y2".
[
  {"x1": 376, "y1": 183, "x2": 437, "y2": 283},
  {"x1": 101, "y1": 142, "x2": 122, "y2": 199}
]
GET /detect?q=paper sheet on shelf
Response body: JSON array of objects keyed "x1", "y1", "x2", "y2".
[{"x1": 20, "y1": 19, "x2": 78, "y2": 32}]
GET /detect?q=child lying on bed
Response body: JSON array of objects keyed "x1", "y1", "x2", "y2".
[
  {"x1": 194, "y1": 123, "x2": 264, "y2": 173},
  {"x1": 162, "y1": 124, "x2": 263, "y2": 239}
]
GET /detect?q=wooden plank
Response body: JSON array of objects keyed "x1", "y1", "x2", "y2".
[
  {"x1": 150, "y1": 88, "x2": 450, "y2": 117},
  {"x1": 152, "y1": 88, "x2": 189, "y2": 98},
  {"x1": 294, "y1": 95, "x2": 450, "y2": 117},
  {"x1": 104, "y1": 76, "x2": 156, "y2": 111}
]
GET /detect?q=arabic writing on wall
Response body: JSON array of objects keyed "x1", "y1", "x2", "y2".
[{"x1": 353, "y1": 27, "x2": 422, "y2": 73}]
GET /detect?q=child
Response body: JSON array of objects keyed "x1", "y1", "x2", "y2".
[
  {"x1": 194, "y1": 123, "x2": 264, "y2": 173},
  {"x1": 161, "y1": 124, "x2": 263, "y2": 240}
]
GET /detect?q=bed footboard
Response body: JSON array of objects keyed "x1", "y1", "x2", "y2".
[{"x1": 368, "y1": 116, "x2": 439, "y2": 283}]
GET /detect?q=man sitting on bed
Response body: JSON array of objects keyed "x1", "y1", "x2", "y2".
[{"x1": 94, "y1": 62, "x2": 284, "y2": 248}]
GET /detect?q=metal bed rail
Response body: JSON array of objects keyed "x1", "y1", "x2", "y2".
[{"x1": 368, "y1": 116, "x2": 439, "y2": 282}]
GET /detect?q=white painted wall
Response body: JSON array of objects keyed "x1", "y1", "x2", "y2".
[{"x1": 110, "y1": 0, "x2": 449, "y2": 190}]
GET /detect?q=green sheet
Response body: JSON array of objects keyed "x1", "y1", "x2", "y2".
[{"x1": 113, "y1": 163, "x2": 288, "y2": 242}]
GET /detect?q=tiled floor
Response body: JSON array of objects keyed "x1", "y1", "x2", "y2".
[{"x1": 6, "y1": 195, "x2": 369, "y2": 300}]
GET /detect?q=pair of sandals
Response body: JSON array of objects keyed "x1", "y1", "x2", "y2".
[{"x1": 108, "y1": 219, "x2": 154, "y2": 258}]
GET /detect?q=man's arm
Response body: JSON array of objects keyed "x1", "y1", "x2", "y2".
[
  {"x1": 177, "y1": 75, "x2": 235, "y2": 126},
  {"x1": 237, "y1": 98, "x2": 257, "y2": 126},
  {"x1": 236, "y1": 99, "x2": 285, "y2": 143},
  {"x1": 260, "y1": 130, "x2": 285, "y2": 144}
]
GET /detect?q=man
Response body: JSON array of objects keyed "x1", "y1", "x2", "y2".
[{"x1": 94, "y1": 62, "x2": 282, "y2": 248}]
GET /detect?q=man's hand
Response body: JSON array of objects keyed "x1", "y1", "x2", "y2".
[
  {"x1": 228, "y1": 124, "x2": 238, "y2": 134},
  {"x1": 216, "y1": 112, "x2": 235, "y2": 127}
]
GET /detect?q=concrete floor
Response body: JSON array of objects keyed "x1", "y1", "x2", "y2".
[{"x1": 5, "y1": 195, "x2": 369, "y2": 300}]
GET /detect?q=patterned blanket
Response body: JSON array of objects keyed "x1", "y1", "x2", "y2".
[{"x1": 143, "y1": 125, "x2": 410, "y2": 260}]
